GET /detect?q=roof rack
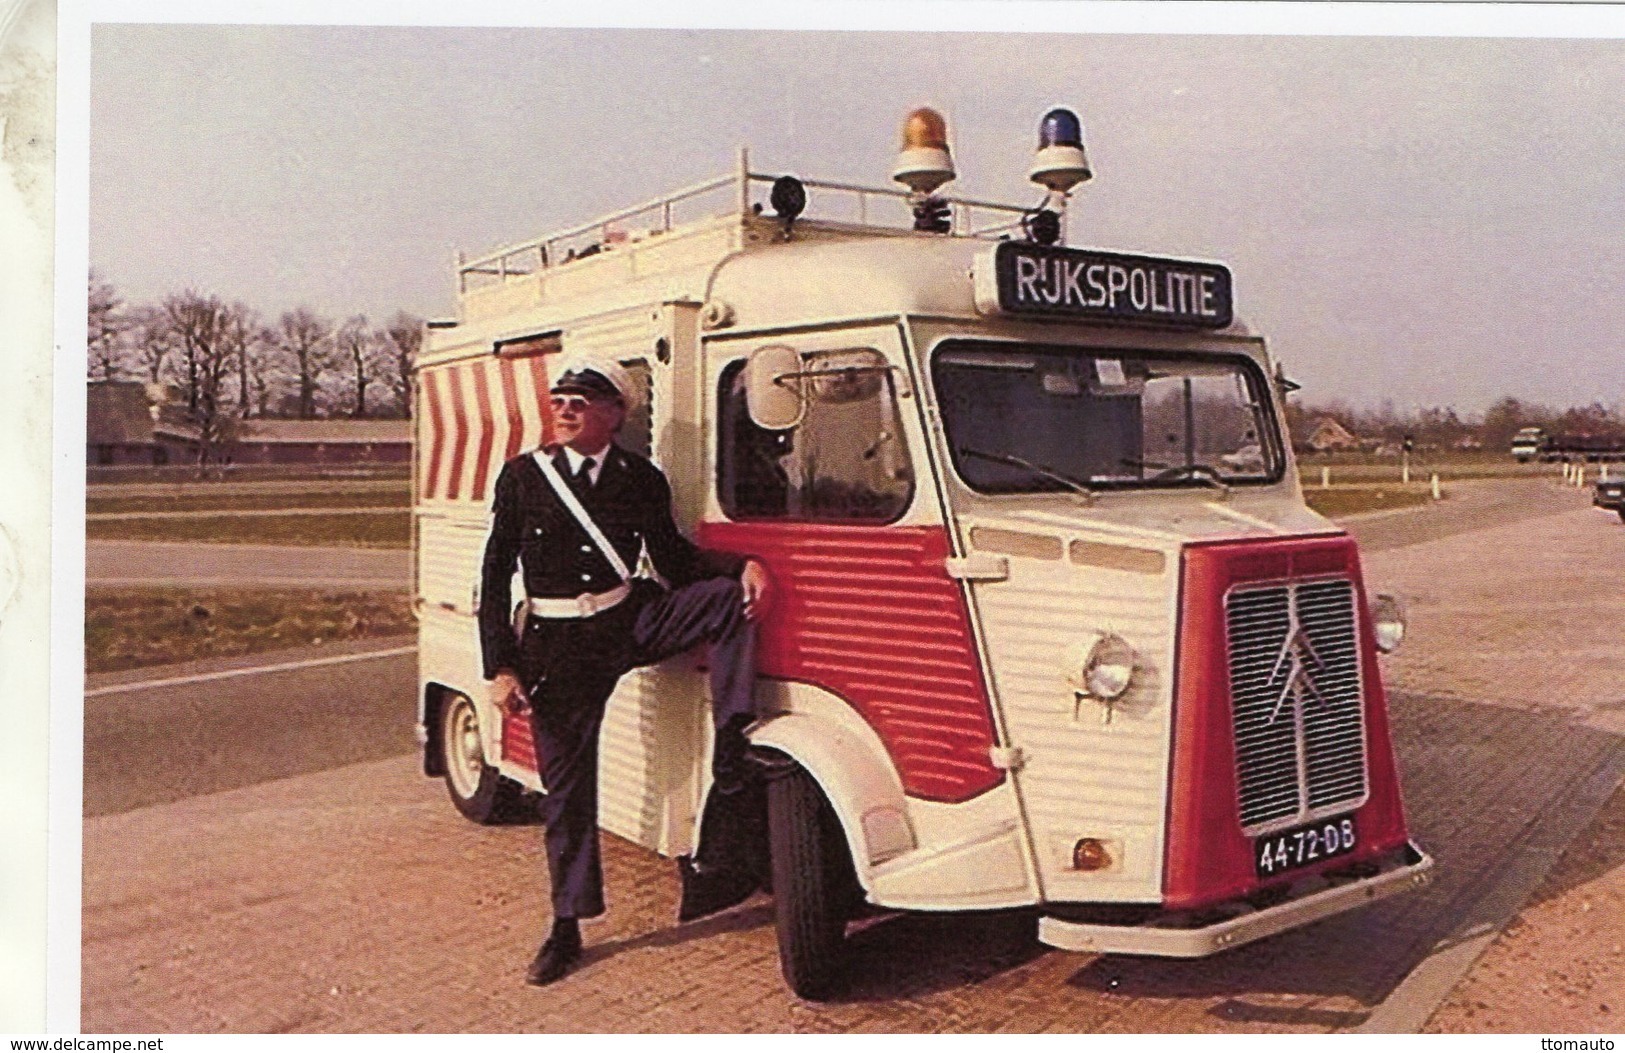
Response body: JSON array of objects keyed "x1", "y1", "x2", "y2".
[{"x1": 457, "y1": 148, "x2": 1036, "y2": 294}]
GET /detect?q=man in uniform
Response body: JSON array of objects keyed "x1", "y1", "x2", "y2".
[{"x1": 479, "y1": 354, "x2": 771, "y2": 987}]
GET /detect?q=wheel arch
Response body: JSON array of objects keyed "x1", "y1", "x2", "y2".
[
  {"x1": 749, "y1": 683, "x2": 917, "y2": 885},
  {"x1": 421, "y1": 681, "x2": 454, "y2": 777}
]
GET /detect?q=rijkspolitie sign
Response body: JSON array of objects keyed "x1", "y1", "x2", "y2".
[{"x1": 973, "y1": 242, "x2": 1234, "y2": 329}]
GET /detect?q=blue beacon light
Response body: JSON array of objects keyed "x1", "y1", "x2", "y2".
[
  {"x1": 1029, "y1": 106, "x2": 1092, "y2": 195},
  {"x1": 1039, "y1": 108, "x2": 1084, "y2": 149}
]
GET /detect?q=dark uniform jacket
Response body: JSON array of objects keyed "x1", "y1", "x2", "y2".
[{"x1": 478, "y1": 443, "x2": 746, "y2": 680}]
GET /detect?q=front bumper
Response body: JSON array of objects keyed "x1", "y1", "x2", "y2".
[{"x1": 1038, "y1": 841, "x2": 1434, "y2": 958}]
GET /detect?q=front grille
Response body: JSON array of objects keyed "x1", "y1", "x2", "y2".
[{"x1": 1226, "y1": 578, "x2": 1368, "y2": 831}]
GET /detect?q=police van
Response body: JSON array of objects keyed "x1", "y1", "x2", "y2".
[{"x1": 413, "y1": 107, "x2": 1434, "y2": 998}]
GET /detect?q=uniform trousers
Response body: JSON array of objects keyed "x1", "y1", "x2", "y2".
[{"x1": 518, "y1": 576, "x2": 756, "y2": 920}]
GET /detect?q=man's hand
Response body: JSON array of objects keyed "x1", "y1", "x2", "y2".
[
  {"x1": 741, "y1": 559, "x2": 772, "y2": 621},
  {"x1": 488, "y1": 670, "x2": 530, "y2": 716}
]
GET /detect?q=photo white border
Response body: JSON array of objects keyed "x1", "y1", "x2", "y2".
[{"x1": 44, "y1": 0, "x2": 1625, "y2": 1037}]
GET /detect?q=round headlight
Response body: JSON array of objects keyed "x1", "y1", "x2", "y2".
[
  {"x1": 1371, "y1": 593, "x2": 1406, "y2": 654},
  {"x1": 1066, "y1": 632, "x2": 1137, "y2": 701}
]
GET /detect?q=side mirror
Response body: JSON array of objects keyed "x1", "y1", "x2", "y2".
[{"x1": 745, "y1": 344, "x2": 805, "y2": 430}]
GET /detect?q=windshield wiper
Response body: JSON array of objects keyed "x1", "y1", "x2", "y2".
[
  {"x1": 958, "y1": 446, "x2": 1095, "y2": 502},
  {"x1": 1156, "y1": 462, "x2": 1232, "y2": 498}
]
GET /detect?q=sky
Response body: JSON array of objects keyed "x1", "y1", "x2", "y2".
[{"x1": 87, "y1": 8, "x2": 1625, "y2": 415}]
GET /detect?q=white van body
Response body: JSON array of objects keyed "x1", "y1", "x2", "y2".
[{"x1": 413, "y1": 150, "x2": 1432, "y2": 987}]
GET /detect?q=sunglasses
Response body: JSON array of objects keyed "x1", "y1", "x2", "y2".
[{"x1": 550, "y1": 394, "x2": 604, "y2": 413}]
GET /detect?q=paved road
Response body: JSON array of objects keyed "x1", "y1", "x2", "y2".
[
  {"x1": 85, "y1": 540, "x2": 410, "y2": 588},
  {"x1": 80, "y1": 479, "x2": 1625, "y2": 1032},
  {"x1": 87, "y1": 508, "x2": 405, "y2": 521},
  {"x1": 84, "y1": 636, "x2": 419, "y2": 817},
  {"x1": 1344, "y1": 476, "x2": 1585, "y2": 552}
]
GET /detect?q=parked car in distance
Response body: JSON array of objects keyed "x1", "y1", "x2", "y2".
[{"x1": 1593, "y1": 477, "x2": 1625, "y2": 521}]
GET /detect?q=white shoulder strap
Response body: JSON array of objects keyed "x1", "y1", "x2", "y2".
[{"x1": 533, "y1": 451, "x2": 632, "y2": 583}]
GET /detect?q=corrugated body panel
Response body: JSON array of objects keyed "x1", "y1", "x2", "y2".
[
  {"x1": 495, "y1": 665, "x2": 707, "y2": 857},
  {"x1": 967, "y1": 524, "x2": 1178, "y2": 898},
  {"x1": 596, "y1": 667, "x2": 707, "y2": 856},
  {"x1": 418, "y1": 605, "x2": 486, "y2": 713},
  {"x1": 416, "y1": 514, "x2": 488, "y2": 612},
  {"x1": 501, "y1": 708, "x2": 536, "y2": 770},
  {"x1": 699, "y1": 521, "x2": 1003, "y2": 803}
]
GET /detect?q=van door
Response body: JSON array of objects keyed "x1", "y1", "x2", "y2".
[{"x1": 699, "y1": 324, "x2": 1036, "y2": 907}]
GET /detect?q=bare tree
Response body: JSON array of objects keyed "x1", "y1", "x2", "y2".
[
  {"x1": 277, "y1": 307, "x2": 334, "y2": 419},
  {"x1": 164, "y1": 291, "x2": 225, "y2": 414},
  {"x1": 127, "y1": 303, "x2": 175, "y2": 385},
  {"x1": 242, "y1": 323, "x2": 287, "y2": 418},
  {"x1": 163, "y1": 291, "x2": 242, "y2": 470},
  {"x1": 335, "y1": 314, "x2": 382, "y2": 418},
  {"x1": 378, "y1": 311, "x2": 422, "y2": 418},
  {"x1": 221, "y1": 302, "x2": 262, "y2": 417},
  {"x1": 87, "y1": 270, "x2": 128, "y2": 381}
]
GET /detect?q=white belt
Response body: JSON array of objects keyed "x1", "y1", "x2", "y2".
[{"x1": 526, "y1": 583, "x2": 632, "y2": 619}]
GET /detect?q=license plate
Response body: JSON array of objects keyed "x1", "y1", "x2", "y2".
[{"x1": 1254, "y1": 815, "x2": 1358, "y2": 878}]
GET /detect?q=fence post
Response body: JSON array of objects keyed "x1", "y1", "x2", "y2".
[
  {"x1": 1431, "y1": 473, "x2": 1441, "y2": 501},
  {"x1": 1321, "y1": 466, "x2": 1330, "y2": 488}
]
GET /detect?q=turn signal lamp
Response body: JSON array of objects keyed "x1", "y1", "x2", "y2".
[
  {"x1": 1072, "y1": 838, "x2": 1113, "y2": 872},
  {"x1": 1371, "y1": 593, "x2": 1407, "y2": 654},
  {"x1": 1030, "y1": 107, "x2": 1093, "y2": 193},
  {"x1": 891, "y1": 106, "x2": 956, "y2": 195}
]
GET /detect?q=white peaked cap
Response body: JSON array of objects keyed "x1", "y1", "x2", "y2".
[{"x1": 551, "y1": 352, "x2": 640, "y2": 413}]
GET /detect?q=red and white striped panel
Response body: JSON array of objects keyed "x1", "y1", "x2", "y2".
[{"x1": 419, "y1": 354, "x2": 556, "y2": 503}]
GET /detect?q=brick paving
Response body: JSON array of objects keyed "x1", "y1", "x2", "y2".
[
  {"x1": 1425, "y1": 778, "x2": 1625, "y2": 1033},
  {"x1": 81, "y1": 487, "x2": 1625, "y2": 1032}
]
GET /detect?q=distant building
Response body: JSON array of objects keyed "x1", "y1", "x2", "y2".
[
  {"x1": 86, "y1": 381, "x2": 198, "y2": 466},
  {"x1": 87, "y1": 380, "x2": 410, "y2": 467},
  {"x1": 1306, "y1": 417, "x2": 1362, "y2": 453},
  {"x1": 230, "y1": 419, "x2": 411, "y2": 465}
]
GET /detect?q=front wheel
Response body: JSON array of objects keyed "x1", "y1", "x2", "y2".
[
  {"x1": 768, "y1": 761, "x2": 855, "y2": 1000},
  {"x1": 438, "y1": 692, "x2": 523, "y2": 823}
]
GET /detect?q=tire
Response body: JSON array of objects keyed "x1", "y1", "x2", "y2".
[
  {"x1": 437, "y1": 692, "x2": 523, "y2": 824},
  {"x1": 768, "y1": 762, "x2": 854, "y2": 1000},
  {"x1": 1617, "y1": 508, "x2": 1624, "y2": 524}
]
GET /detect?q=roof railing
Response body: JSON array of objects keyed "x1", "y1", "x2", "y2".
[{"x1": 458, "y1": 148, "x2": 1036, "y2": 293}]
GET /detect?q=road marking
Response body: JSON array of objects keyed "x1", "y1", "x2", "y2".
[{"x1": 85, "y1": 645, "x2": 417, "y2": 698}]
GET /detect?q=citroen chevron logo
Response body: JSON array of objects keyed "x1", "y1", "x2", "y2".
[{"x1": 1264, "y1": 584, "x2": 1328, "y2": 725}]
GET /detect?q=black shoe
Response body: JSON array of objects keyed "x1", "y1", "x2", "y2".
[{"x1": 525, "y1": 928, "x2": 583, "y2": 986}]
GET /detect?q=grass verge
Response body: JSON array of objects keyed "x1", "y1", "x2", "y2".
[
  {"x1": 1305, "y1": 487, "x2": 1436, "y2": 518},
  {"x1": 85, "y1": 587, "x2": 414, "y2": 674},
  {"x1": 86, "y1": 511, "x2": 410, "y2": 548}
]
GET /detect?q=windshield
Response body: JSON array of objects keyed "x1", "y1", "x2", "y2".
[{"x1": 931, "y1": 339, "x2": 1284, "y2": 495}]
